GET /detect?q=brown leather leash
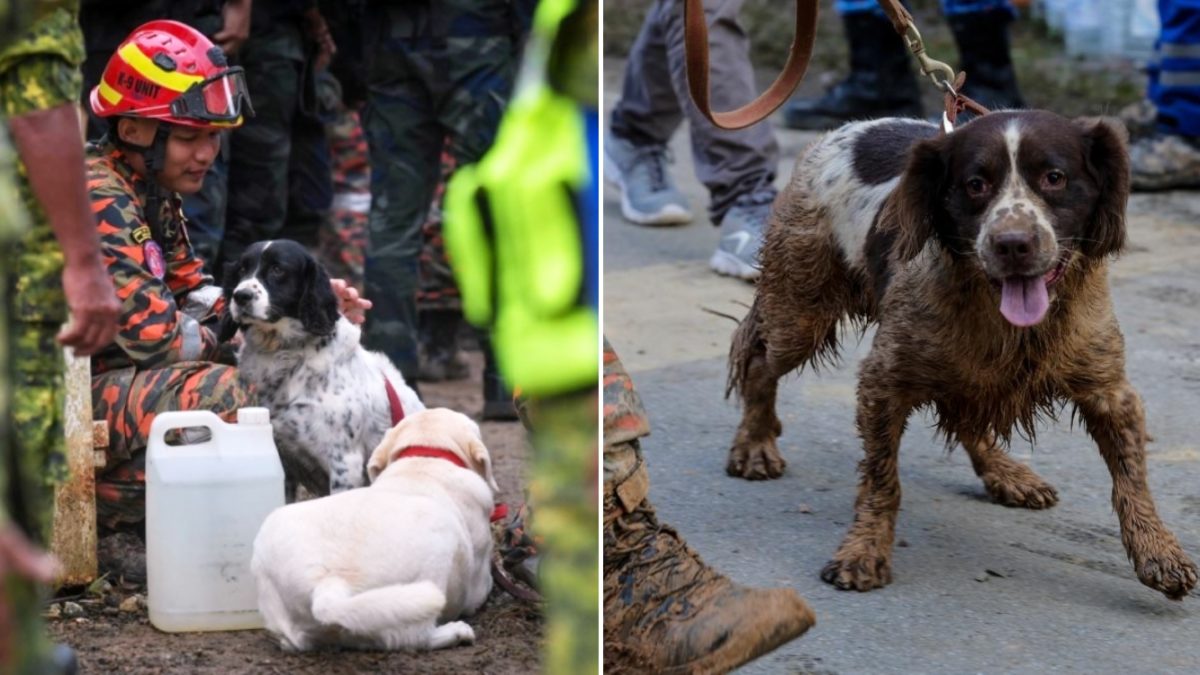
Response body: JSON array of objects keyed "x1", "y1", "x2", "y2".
[{"x1": 683, "y1": 0, "x2": 990, "y2": 131}]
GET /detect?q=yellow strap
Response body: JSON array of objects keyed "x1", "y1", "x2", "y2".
[
  {"x1": 118, "y1": 43, "x2": 203, "y2": 93},
  {"x1": 97, "y1": 79, "x2": 122, "y2": 105}
]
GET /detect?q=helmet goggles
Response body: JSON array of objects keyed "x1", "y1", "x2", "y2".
[{"x1": 168, "y1": 68, "x2": 254, "y2": 124}]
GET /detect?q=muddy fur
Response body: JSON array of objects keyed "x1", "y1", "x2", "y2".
[{"x1": 726, "y1": 112, "x2": 1197, "y2": 599}]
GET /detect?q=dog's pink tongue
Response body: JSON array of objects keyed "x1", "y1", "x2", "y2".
[{"x1": 999, "y1": 276, "x2": 1049, "y2": 327}]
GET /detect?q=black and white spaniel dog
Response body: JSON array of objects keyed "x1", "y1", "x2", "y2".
[{"x1": 221, "y1": 239, "x2": 424, "y2": 498}]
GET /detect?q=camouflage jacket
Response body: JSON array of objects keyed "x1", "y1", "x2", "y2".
[
  {"x1": 0, "y1": 3, "x2": 83, "y2": 321},
  {"x1": 86, "y1": 140, "x2": 226, "y2": 374}
]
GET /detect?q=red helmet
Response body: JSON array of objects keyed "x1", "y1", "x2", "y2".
[{"x1": 89, "y1": 20, "x2": 252, "y2": 129}]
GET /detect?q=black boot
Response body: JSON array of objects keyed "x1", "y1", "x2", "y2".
[
  {"x1": 480, "y1": 336, "x2": 518, "y2": 421},
  {"x1": 949, "y1": 8, "x2": 1025, "y2": 110},
  {"x1": 783, "y1": 12, "x2": 923, "y2": 130},
  {"x1": 417, "y1": 309, "x2": 469, "y2": 382}
]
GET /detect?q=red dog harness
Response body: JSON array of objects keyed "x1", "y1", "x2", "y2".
[{"x1": 394, "y1": 445, "x2": 508, "y2": 523}]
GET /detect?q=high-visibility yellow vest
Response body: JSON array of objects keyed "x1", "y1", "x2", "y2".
[{"x1": 444, "y1": 80, "x2": 596, "y2": 397}]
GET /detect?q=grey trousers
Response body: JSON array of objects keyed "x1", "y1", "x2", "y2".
[{"x1": 610, "y1": 0, "x2": 779, "y2": 223}]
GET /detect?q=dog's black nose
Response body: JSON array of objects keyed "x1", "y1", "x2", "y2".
[
  {"x1": 233, "y1": 288, "x2": 254, "y2": 305},
  {"x1": 990, "y1": 231, "x2": 1036, "y2": 267}
]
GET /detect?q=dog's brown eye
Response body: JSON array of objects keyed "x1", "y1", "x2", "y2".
[
  {"x1": 1042, "y1": 170, "x2": 1066, "y2": 190},
  {"x1": 269, "y1": 265, "x2": 285, "y2": 279},
  {"x1": 966, "y1": 177, "x2": 989, "y2": 196}
]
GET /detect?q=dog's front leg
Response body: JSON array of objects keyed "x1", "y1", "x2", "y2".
[
  {"x1": 957, "y1": 429, "x2": 1059, "y2": 509},
  {"x1": 1075, "y1": 380, "x2": 1197, "y2": 600},
  {"x1": 328, "y1": 451, "x2": 366, "y2": 493},
  {"x1": 822, "y1": 372, "x2": 912, "y2": 591}
]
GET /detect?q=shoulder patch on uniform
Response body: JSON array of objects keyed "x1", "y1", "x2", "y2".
[{"x1": 132, "y1": 225, "x2": 152, "y2": 244}]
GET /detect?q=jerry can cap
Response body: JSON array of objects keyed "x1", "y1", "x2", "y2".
[{"x1": 236, "y1": 407, "x2": 271, "y2": 426}]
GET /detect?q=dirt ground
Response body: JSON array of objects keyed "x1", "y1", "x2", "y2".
[{"x1": 46, "y1": 351, "x2": 543, "y2": 674}]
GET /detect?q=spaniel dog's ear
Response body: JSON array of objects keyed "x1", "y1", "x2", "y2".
[
  {"x1": 299, "y1": 255, "x2": 340, "y2": 336},
  {"x1": 217, "y1": 260, "x2": 241, "y2": 342},
  {"x1": 1075, "y1": 117, "x2": 1129, "y2": 259},
  {"x1": 881, "y1": 135, "x2": 949, "y2": 262}
]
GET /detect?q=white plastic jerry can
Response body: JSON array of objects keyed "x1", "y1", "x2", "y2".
[{"x1": 145, "y1": 408, "x2": 284, "y2": 632}]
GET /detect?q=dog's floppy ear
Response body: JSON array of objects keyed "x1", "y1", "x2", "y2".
[
  {"x1": 299, "y1": 254, "x2": 340, "y2": 336},
  {"x1": 881, "y1": 135, "x2": 948, "y2": 262},
  {"x1": 466, "y1": 437, "x2": 499, "y2": 493},
  {"x1": 217, "y1": 260, "x2": 241, "y2": 342},
  {"x1": 1075, "y1": 117, "x2": 1129, "y2": 259},
  {"x1": 366, "y1": 423, "x2": 405, "y2": 483}
]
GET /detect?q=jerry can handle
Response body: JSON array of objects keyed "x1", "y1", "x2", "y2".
[{"x1": 148, "y1": 410, "x2": 225, "y2": 449}]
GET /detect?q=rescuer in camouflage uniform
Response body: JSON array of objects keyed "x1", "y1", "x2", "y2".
[
  {"x1": 84, "y1": 21, "x2": 256, "y2": 527},
  {"x1": 359, "y1": 0, "x2": 531, "y2": 384},
  {"x1": 85, "y1": 20, "x2": 370, "y2": 529},
  {"x1": 217, "y1": 0, "x2": 335, "y2": 271},
  {"x1": 2, "y1": 2, "x2": 121, "y2": 672}
]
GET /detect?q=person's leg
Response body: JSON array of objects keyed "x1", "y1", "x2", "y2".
[
  {"x1": 438, "y1": 34, "x2": 521, "y2": 416},
  {"x1": 782, "y1": 1, "x2": 922, "y2": 131},
  {"x1": 284, "y1": 111, "x2": 333, "y2": 252},
  {"x1": 605, "y1": 1, "x2": 693, "y2": 226},
  {"x1": 1131, "y1": 0, "x2": 1200, "y2": 190},
  {"x1": 319, "y1": 107, "x2": 370, "y2": 289},
  {"x1": 417, "y1": 150, "x2": 469, "y2": 383},
  {"x1": 516, "y1": 388, "x2": 600, "y2": 675},
  {"x1": 2, "y1": 262, "x2": 69, "y2": 675},
  {"x1": 654, "y1": 0, "x2": 783, "y2": 279},
  {"x1": 360, "y1": 52, "x2": 443, "y2": 384},
  {"x1": 659, "y1": 0, "x2": 778, "y2": 220},
  {"x1": 944, "y1": 0, "x2": 1024, "y2": 109},
  {"x1": 220, "y1": 28, "x2": 304, "y2": 270},
  {"x1": 602, "y1": 339, "x2": 815, "y2": 672},
  {"x1": 92, "y1": 362, "x2": 252, "y2": 528},
  {"x1": 10, "y1": 234, "x2": 69, "y2": 543}
]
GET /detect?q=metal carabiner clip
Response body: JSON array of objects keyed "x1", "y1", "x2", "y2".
[{"x1": 902, "y1": 23, "x2": 958, "y2": 94}]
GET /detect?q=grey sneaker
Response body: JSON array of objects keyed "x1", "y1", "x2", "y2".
[
  {"x1": 604, "y1": 131, "x2": 693, "y2": 226},
  {"x1": 1130, "y1": 132, "x2": 1200, "y2": 191},
  {"x1": 709, "y1": 190, "x2": 775, "y2": 281}
]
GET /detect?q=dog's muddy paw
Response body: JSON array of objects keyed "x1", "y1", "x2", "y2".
[
  {"x1": 982, "y1": 467, "x2": 1059, "y2": 510},
  {"x1": 726, "y1": 440, "x2": 786, "y2": 480},
  {"x1": 820, "y1": 553, "x2": 892, "y2": 591},
  {"x1": 1136, "y1": 549, "x2": 1198, "y2": 600}
]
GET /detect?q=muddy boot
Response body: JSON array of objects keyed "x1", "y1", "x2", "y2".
[
  {"x1": 782, "y1": 12, "x2": 923, "y2": 130},
  {"x1": 603, "y1": 444, "x2": 815, "y2": 674},
  {"x1": 949, "y1": 8, "x2": 1025, "y2": 110},
  {"x1": 418, "y1": 309, "x2": 470, "y2": 382}
]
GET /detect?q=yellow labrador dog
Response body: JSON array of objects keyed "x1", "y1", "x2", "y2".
[{"x1": 251, "y1": 408, "x2": 499, "y2": 652}]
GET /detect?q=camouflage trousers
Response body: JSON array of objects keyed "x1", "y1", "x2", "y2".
[
  {"x1": 2, "y1": 266, "x2": 54, "y2": 673},
  {"x1": 5, "y1": 242, "x2": 67, "y2": 543},
  {"x1": 516, "y1": 388, "x2": 600, "y2": 675},
  {"x1": 318, "y1": 107, "x2": 370, "y2": 290},
  {"x1": 219, "y1": 26, "x2": 331, "y2": 271},
  {"x1": 418, "y1": 149, "x2": 460, "y2": 312},
  {"x1": 361, "y1": 34, "x2": 517, "y2": 381},
  {"x1": 92, "y1": 362, "x2": 253, "y2": 527},
  {"x1": 602, "y1": 338, "x2": 652, "y2": 489}
]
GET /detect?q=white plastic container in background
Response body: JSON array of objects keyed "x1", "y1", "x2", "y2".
[{"x1": 145, "y1": 408, "x2": 284, "y2": 632}]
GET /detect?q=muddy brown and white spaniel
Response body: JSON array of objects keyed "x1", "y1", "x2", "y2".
[{"x1": 726, "y1": 111, "x2": 1197, "y2": 600}]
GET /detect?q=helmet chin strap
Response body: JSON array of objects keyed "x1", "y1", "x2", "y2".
[
  {"x1": 113, "y1": 121, "x2": 173, "y2": 243},
  {"x1": 113, "y1": 120, "x2": 171, "y2": 178}
]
